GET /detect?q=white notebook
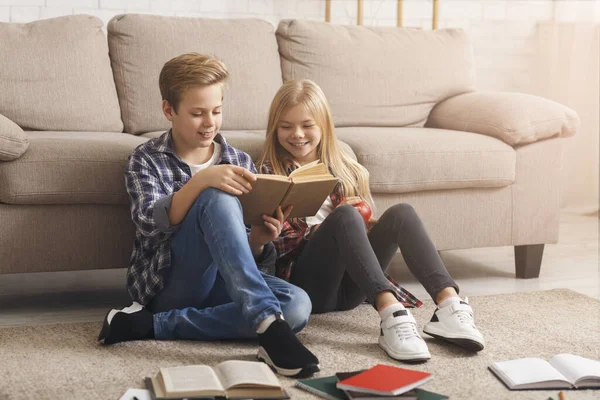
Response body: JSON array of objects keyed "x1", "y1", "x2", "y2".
[{"x1": 489, "y1": 354, "x2": 600, "y2": 390}]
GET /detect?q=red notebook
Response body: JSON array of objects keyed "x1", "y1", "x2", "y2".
[{"x1": 336, "y1": 364, "x2": 432, "y2": 396}]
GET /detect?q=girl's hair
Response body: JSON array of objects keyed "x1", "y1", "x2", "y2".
[{"x1": 257, "y1": 79, "x2": 374, "y2": 208}]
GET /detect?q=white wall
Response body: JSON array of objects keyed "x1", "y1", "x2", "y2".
[{"x1": 2, "y1": 0, "x2": 599, "y2": 210}]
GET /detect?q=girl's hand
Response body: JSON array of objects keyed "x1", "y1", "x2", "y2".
[
  {"x1": 195, "y1": 165, "x2": 256, "y2": 195},
  {"x1": 249, "y1": 205, "x2": 293, "y2": 249},
  {"x1": 336, "y1": 196, "x2": 363, "y2": 208},
  {"x1": 367, "y1": 217, "x2": 378, "y2": 230}
]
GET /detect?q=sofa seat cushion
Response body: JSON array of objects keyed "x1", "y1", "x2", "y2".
[
  {"x1": 0, "y1": 132, "x2": 147, "y2": 205},
  {"x1": 335, "y1": 127, "x2": 515, "y2": 194},
  {"x1": 143, "y1": 130, "x2": 357, "y2": 164}
]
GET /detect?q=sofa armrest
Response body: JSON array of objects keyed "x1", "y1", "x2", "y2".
[
  {"x1": 425, "y1": 91, "x2": 580, "y2": 146},
  {"x1": 0, "y1": 113, "x2": 29, "y2": 161}
]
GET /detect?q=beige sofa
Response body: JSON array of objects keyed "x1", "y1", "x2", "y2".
[{"x1": 0, "y1": 15, "x2": 578, "y2": 279}]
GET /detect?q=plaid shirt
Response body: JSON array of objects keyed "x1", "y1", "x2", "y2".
[
  {"x1": 124, "y1": 130, "x2": 257, "y2": 305},
  {"x1": 260, "y1": 160, "x2": 422, "y2": 308}
]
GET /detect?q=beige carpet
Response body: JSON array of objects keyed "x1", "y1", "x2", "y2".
[{"x1": 1, "y1": 289, "x2": 599, "y2": 400}]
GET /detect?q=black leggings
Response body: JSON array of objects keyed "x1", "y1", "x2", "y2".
[{"x1": 289, "y1": 204, "x2": 458, "y2": 314}]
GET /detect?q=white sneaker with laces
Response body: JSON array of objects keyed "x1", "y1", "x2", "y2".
[
  {"x1": 378, "y1": 306, "x2": 431, "y2": 362},
  {"x1": 423, "y1": 297, "x2": 485, "y2": 351}
]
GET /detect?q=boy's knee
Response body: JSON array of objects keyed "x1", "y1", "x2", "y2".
[
  {"x1": 282, "y1": 286, "x2": 312, "y2": 333},
  {"x1": 195, "y1": 187, "x2": 241, "y2": 213}
]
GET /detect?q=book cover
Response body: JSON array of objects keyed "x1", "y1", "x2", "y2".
[
  {"x1": 238, "y1": 160, "x2": 338, "y2": 225},
  {"x1": 336, "y1": 364, "x2": 432, "y2": 396},
  {"x1": 295, "y1": 375, "x2": 346, "y2": 400}
]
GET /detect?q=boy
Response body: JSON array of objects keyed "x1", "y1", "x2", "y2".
[{"x1": 97, "y1": 53, "x2": 319, "y2": 378}]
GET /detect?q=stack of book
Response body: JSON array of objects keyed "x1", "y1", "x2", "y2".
[{"x1": 295, "y1": 364, "x2": 447, "y2": 400}]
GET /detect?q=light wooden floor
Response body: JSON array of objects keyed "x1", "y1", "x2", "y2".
[{"x1": 0, "y1": 212, "x2": 597, "y2": 328}]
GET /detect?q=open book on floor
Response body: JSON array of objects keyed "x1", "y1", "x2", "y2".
[
  {"x1": 238, "y1": 160, "x2": 338, "y2": 225},
  {"x1": 489, "y1": 354, "x2": 600, "y2": 390},
  {"x1": 145, "y1": 360, "x2": 288, "y2": 399}
]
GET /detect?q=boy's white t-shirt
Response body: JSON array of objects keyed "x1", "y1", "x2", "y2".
[
  {"x1": 305, "y1": 196, "x2": 335, "y2": 228},
  {"x1": 188, "y1": 142, "x2": 222, "y2": 176}
]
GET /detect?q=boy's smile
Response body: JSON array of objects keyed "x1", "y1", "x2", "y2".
[
  {"x1": 163, "y1": 84, "x2": 223, "y2": 165},
  {"x1": 277, "y1": 104, "x2": 321, "y2": 165}
]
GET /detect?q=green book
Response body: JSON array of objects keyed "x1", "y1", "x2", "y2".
[
  {"x1": 295, "y1": 376, "x2": 347, "y2": 400},
  {"x1": 414, "y1": 389, "x2": 449, "y2": 400}
]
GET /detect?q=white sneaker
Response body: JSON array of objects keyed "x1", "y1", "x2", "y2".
[
  {"x1": 378, "y1": 306, "x2": 431, "y2": 362},
  {"x1": 423, "y1": 297, "x2": 485, "y2": 352}
]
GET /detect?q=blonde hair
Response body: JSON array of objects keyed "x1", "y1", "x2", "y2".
[
  {"x1": 257, "y1": 80, "x2": 374, "y2": 207},
  {"x1": 159, "y1": 53, "x2": 228, "y2": 113}
]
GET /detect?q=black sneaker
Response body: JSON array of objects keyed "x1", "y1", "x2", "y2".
[
  {"x1": 257, "y1": 314, "x2": 319, "y2": 378},
  {"x1": 97, "y1": 302, "x2": 154, "y2": 345}
]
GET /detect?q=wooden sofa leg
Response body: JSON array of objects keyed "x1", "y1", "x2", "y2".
[{"x1": 514, "y1": 244, "x2": 545, "y2": 279}]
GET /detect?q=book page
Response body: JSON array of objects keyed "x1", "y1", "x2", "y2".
[
  {"x1": 289, "y1": 161, "x2": 329, "y2": 179},
  {"x1": 160, "y1": 365, "x2": 225, "y2": 395},
  {"x1": 491, "y1": 358, "x2": 571, "y2": 389},
  {"x1": 550, "y1": 354, "x2": 600, "y2": 387},
  {"x1": 215, "y1": 360, "x2": 281, "y2": 389},
  {"x1": 288, "y1": 159, "x2": 321, "y2": 178}
]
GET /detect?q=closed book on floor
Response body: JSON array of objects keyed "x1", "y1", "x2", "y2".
[
  {"x1": 336, "y1": 372, "x2": 445, "y2": 400},
  {"x1": 489, "y1": 354, "x2": 600, "y2": 390},
  {"x1": 238, "y1": 160, "x2": 338, "y2": 225},
  {"x1": 336, "y1": 364, "x2": 432, "y2": 397},
  {"x1": 144, "y1": 360, "x2": 287, "y2": 399},
  {"x1": 294, "y1": 375, "x2": 346, "y2": 400}
]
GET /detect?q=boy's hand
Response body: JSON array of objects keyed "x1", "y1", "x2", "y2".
[
  {"x1": 195, "y1": 165, "x2": 255, "y2": 195},
  {"x1": 249, "y1": 205, "x2": 293, "y2": 254}
]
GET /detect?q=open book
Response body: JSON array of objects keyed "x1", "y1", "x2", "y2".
[
  {"x1": 145, "y1": 360, "x2": 287, "y2": 399},
  {"x1": 489, "y1": 354, "x2": 600, "y2": 390},
  {"x1": 238, "y1": 160, "x2": 338, "y2": 225}
]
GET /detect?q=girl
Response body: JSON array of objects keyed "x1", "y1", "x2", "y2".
[{"x1": 257, "y1": 80, "x2": 485, "y2": 362}]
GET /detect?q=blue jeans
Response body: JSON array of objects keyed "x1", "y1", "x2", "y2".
[{"x1": 148, "y1": 188, "x2": 312, "y2": 340}]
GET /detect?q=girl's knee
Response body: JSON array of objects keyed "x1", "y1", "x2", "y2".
[
  {"x1": 281, "y1": 286, "x2": 312, "y2": 333},
  {"x1": 330, "y1": 204, "x2": 363, "y2": 225},
  {"x1": 389, "y1": 203, "x2": 418, "y2": 221}
]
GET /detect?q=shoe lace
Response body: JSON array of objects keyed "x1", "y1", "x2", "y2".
[
  {"x1": 454, "y1": 309, "x2": 475, "y2": 327},
  {"x1": 394, "y1": 321, "x2": 419, "y2": 341}
]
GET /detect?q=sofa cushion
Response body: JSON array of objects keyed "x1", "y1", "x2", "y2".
[
  {"x1": 0, "y1": 114, "x2": 28, "y2": 161},
  {"x1": 0, "y1": 15, "x2": 123, "y2": 132},
  {"x1": 0, "y1": 132, "x2": 147, "y2": 205},
  {"x1": 426, "y1": 91, "x2": 580, "y2": 146},
  {"x1": 143, "y1": 130, "x2": 357, "y2": 164},
  {"x1": 335, "y1": 127, "x2": 515, "y2": 194},
  {"x1": 108, "y1": 14, "x2": 283, "y2": 134},
  {"x1": 276, "y1": 20, "x2": 476, "y2": 128}
]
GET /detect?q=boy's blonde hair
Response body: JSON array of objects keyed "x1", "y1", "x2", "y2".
[
  {"x1": 258, "y1": 80, "x2": 374, "y2": 208},
  {"x1": 159, "y1": 53, "x2": 228, "y2": 113}
]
